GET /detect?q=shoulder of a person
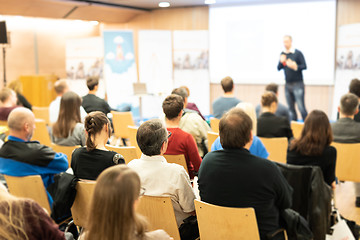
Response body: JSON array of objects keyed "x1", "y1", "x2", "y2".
[{"x1": 324, "y1": 145, "x2": 336, "y2": 154}]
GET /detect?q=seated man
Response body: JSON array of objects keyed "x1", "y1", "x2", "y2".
[
  {"x1": 128, "y1": 119, "x2": 196, "y2": 227},
  {"x1": 163, "y1": 94, "x2": 202, "y2": 179},
  {"x1": 0, "y1": 108, "x2": 68, "y2": 206},
  {"x1": 82, "y1": 77, "x2": 112, "y2": 115},
  {"x1": 198, "y1": 108, "x2": 293, "y2": 240},
  {"x1": 0, "y1": 88, "x2": 18, "y2": 121}
]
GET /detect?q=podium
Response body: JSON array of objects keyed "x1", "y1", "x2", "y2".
[{"x1": 20, "y1": 75, "x2": 57, "y2": 107}]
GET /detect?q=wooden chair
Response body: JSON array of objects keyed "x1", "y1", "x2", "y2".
[
  {"x1": 105, "y1": 145, "x2": 138, "y2": 164},
  {"x1": 258, "y1": 137, "x2": 288, "y2": 164},
  {"x1": 291, "y1": 121, "x2": 304, "y2": 139},
  {"x1": 332, "y1": 142, "x2": 360, "y2": 182},
  {"x1": 32, "y1": 106, "x2": 50, "y2": 125},
  {"x1": 111, "y1": 111, "x2": 135, "y2": 144},
  {"x1": 207, "y1": 131, "x2": 219, "y2": 152},
  {"x1": 50, "y1": 143, "x2": 80, "y2": 167},
  {"x1": 137, "y1": 196, "x2": 181, "y2": 240},
  {"x1": 0, "y1": 120, "x2": 8, "y2": 134},
  {"x1": 127, "y1": 125, "x2": 142, "y2": 158},
  {"x1": 163, "y1": 154, "x2": 188, "y2": 173},
  {"x1": 31, "y1": 119, "x2": 51, "y2": 146},
  {"x1": 210, "y1": 117, "x2": 220, "y2": 133},
  {"x1": 194, "y1": 200, "x2": 260, "y2": 240},
  {"x1": 71, "y1": 181, "x2": 96, "y2": 228},
  {"x1": 4, "y1": 175, "x2": 51, "y2": 214}
]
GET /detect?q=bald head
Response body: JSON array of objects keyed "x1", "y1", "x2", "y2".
[{"x1": 8, "y1": 108, "x2": 35, "y2": 141}]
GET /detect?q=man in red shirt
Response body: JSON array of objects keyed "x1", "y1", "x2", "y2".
[{"x1": 163, "y1": 94, "x2": 202, "y2": 179}]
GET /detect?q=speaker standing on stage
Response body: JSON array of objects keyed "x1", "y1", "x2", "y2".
[{"x1": 277, "y1": 35, "x2": 308, "y2": 121}]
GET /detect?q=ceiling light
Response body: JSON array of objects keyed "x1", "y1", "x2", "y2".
[
  {"x1": 158, "y1": 2, "x2": 170, "y2": 8},
  {"x1": 205, "y1": 0, "x2": 216, "y2": 4}
]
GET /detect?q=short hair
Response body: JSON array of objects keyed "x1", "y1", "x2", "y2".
[
  {"x1": 221, "y1": 76, "x2": 234, "y2": 93},
  {"x1": 265, "y1": 83, "x2": 278, "y2": 94},
  {"x1": 340, "y1": 93, "x2": 359, "y2": 116},
  {"x1": 87, "y1": 77, "x2": 99, "y2": 91},
  {"x1": 171, "y1": 88, "x2": 188, "y2": 102},
  {"x1": 136, "y1": 119, "x2": 167, "y2": 156},
  {"x1": 284, "y1": 35, "x2": 292, "y2": 41},
  {"x1": 349, "y1": 78, "x2": 360, "y2": 98},
  {"x1": 219, "y1": 108, "x2": 252, "y2": 149},
  {"x1": 54, "y1": 80, "x2": 68, "y2": 95},
  {"x1": 0, "y1": 88, "x2": 14, "y2": 103},
  {"x1": 162, "y1": 94, "x2": 184, "y2": 120},
  {"x1": 261, "y1": 91, "x2": 278, "y2": 107},
  {"x1": 180, "y1": 86, "x2": 190, "y2": 96}
]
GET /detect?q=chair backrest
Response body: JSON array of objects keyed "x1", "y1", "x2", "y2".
[
  {"x1": 291, "y1": 121, "x2": 304, "y2": 139},
  {"x1": 137, "y1": 195, "x2": 181, "y2": 240},
  {"x1": 207, "y1": 131, "x2": 219, "y2": 152},
  {"x1": 32, "y1": 106, "x2": 50, "y2": 125},
  {"x1": 210, "y1": 117, "x2": 220, "y2": 133},
  {"x1": 163, "y1": 154, "x2": 189, "y2": 173},
  {"x1": 32, "y1": 119, "x2": 51, "y2": 146},
  {"x1": 127, "y1": 125, "x2": 142, "y2": 158},
  {"x1": 111, "y1": 111, "x2": 135, "y2": 139},
  {"x1": 0, "y1": 120, "x2": 8, "y2": 134},
  {"x1": 332, "y1": 142, "x2": 360, "y2": 182},
  {"x1": 71, "y1": 181, "x2": 96, "y2": 228},
  {"x1": 195, "y1": 200, "x2": 260, "y2": 240},
  {"x1": 258, "y1": 137, "x2": 288, "y2": 163},
  {"x1": 105, "y1": 145, "x2": 138, "y2": 164},
  {"x1": 4, "y1": 175, "x2": 51, "y2": 214},
  {"x1": 50, "y1": 143, "x2": 80, "y2": 167}
]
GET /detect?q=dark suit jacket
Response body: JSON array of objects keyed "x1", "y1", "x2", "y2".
[
  {"x1": 257, "y1": 112, "x2": 293, "y2": 139},
  {"x1": 331, "y1": 117, "x2": 360, "y2": 143}
]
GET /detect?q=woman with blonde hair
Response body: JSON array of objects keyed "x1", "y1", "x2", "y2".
[
  {"x1": 7, "y1": 79, "x2": 32, "y2": 110},
  {"x1": 82, "y1": 165, "x2": 171, "y2": 240}
]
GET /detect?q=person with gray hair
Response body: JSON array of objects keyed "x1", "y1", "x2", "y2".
[{"x1": 128, "y1": 119, "x2": 197, "y2": 228}]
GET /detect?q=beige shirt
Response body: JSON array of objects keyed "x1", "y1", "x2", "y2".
[{"x1": 128, "y1": 154, "x2": 196, "y2": 226}]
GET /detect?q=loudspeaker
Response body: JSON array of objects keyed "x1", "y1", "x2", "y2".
[{"x1": 0, "y1": 21, "x2": 8, "y2": 44}]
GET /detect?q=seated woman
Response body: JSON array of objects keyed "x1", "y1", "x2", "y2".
[
  {"x1": 211, "y1": 102, "x2": 269, "y2": 159},
  {"x1": 287, "y1": 110, "x2": 336, "y2": 188},
  {"x1": 0, "y1": 182, "x2": 69, "y2": 240},
  {"x1": 81, "y1": 165, "x2": 171, "y2": 240},
  {"x1": 71, "y1": 111, "x2": 125, "y2": 180},
  {"x1": 8, "y1": 79, "x2": 32, "y2": 110},
  {"x1": 50, "y1": 91, "x2": 86, "y2": 146},
  {"x1": 257, "y1": 91, "x2": 293, "y2": 140}
]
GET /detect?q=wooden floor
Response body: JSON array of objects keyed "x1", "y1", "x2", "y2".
[{"x1": 335, "y1": 181, "x2": 360, "y2": 223}]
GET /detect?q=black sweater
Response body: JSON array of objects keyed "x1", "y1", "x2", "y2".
[{"x1": 277, "y1": 49, "x2": 307, "y2": 83}]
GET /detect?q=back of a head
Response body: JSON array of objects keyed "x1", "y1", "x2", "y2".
[
  {"x1": 349, "y1": 78, "x2": 360, "y2": 98},
  {"x1": 180, "y1": 86, "x2": 190, "y2": 97},
  {"x1": 265, "y1": 83, "x2": 278, "y2": 95},
  {"x1": 87, "y1": 77, "x2": 99, "y2": 91},
  {"x1": 86, "y1": 165, "x2": 147, "y2": 240},
  {"x1": 54, "y1": 79, "x2": 69, "y2": 95},
  {"x1": 162, "y1": 94, "x2": 184, "y2": 120},
  {"x1": 7, "y1": 80, "x2": 22, "y2": 94},
  {"x1": 8, "y1": 107, "x2": 34, "y2": 132},
  {"x1": 85, "y1": 111, "x2": 110, "y2": 151},
  {"x1": 236, "y1": 102, "x2": 257, "y2": 135},
  {"x1": 136, "y1": 119, "x2": 167, "y2": 156},
  {"x1": 219, "y1": 108, "x2": 252, "y2": 149},
  {"x1": 340, "y1": 93, "x2": 359, "y2": 116},
  {"x1": 171, "y1": 87, "x2": 188, "y2": 102},
  {"x1": 261, "y1": 91, "x2": 278, "y2": 107},
  {"x1": 0, "y1": 88, "x2": 14, "y2": 104},
  {"x1": 221, "y1": 76, "x2": 234, "y2": 93}
]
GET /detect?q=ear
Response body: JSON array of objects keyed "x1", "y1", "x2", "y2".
[
  {"x1": 355, "y1": 108, "x2": 359, "y2": 115},
  {"x1": 178, "y1": 109, "x2": 183, "y2": 117},
  {"x1": 160, "y1": 140, "x2": 168, "y2": 154},
  {"x1": 338, "y1": 106, "x2": 341, "y2": 113}
]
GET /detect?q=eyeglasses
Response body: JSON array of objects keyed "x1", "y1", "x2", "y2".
[
  {"x1": 167, "y1": 131, "x2": 172, "y2": 139},
  {"x1": 140, "y1": 187, "x2": 146, "y2": 196}
]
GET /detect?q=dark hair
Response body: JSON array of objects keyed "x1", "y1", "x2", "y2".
[
  {"x1": 136, "y1": 119, "x2": 167, "y2": 156},
  {"x1": 52, "y1": 91, "x2": 82, "y2": 138},
  {"x1": 340, "y1": 93, "x2": 359, "y2": 116},
  {"x1": 265, "y1": 83, "x2": 278, "y2": 94},
  {"x1": 349, "y1": 78, "x2": 360, "y2": 98},
  {"x1": 221, "y1": 76, "x2": 234, "y2": 93},
  {"x1": 290, "y1": 110, "x2": 333, "y2": 156},
  {"x1": 54, "y1": 80, "x2": 68, "y2": 95},
  {"x1": 171, "y1": 88, "x2": 188, "y2": 102},
  {"x1": 162, "y1": 94, "x2": 184, "y2": 120},
  {"x1": 180, "y1": 86, "x2": 190, "y2": 97},
  {"x1": 219, "y1": 108, "x2": 252, "y2": 149},
  {"x1": 87, "y1": 77, "x2": 99, "y2": 91},
  {"x1": 261, "y1": 91, "x2": 278, "y2": 107},
  {"x1": 0, "y1": 88, "x2": 14, "y2": 103},
  {"x1": 85, "y1": 111, "x2": 111, "y2": 151}
]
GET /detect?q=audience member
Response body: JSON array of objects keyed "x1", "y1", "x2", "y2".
[
  {"x1": 0, "y1": 88, "x2": 18, "y2": 121},
  {"x1": 49, "y1": 79, "x2": 87, "y2": 124},
  {"x1": 71, "y1": 111, "x2": 124, "y2": 180},
  {"x1": 212, "y1": 76, "x2": 240, "y2": 119},
  {"x1": 257, "y1": 91, "x2": 293, "y2": 139},
  {"x1": 198, "y1": 108, "x2": 292, "y2": 240},
  {"x1": 255, "y1": 83, "x2": 290, "y2": 121},
  {"x1": 0, "y1": 108, "x2": 68, "y2": 206},
  {"x1": 211, "y1": 102, "x2": 269, "y2": 159},
  {"x1": 8, "y1": 79, "x2": 32, "y2": 110},
  {"x1": 128, "y1": 119, "x2": 196, "y2": 227},
  {"x1": 179, "y1": 85, "x2": 205, "y2": 120},
  {"x1": 349, "y1": 78, "x2": 360, "y2": 122},
  {"x1": 82, "y1": 77, "x2": 112, "y2": 115},
  {"x1": 50, "y1": 91, "x2": 86, "y2": 146},
  {"x1": 0, "y1": 183, "x2": 70, "y2": 240},
  {"x1": 163, "y1": 94, "x2": 202, "y2": 179},
  {"x1": 82, "y1": 165, "x2": 171, "y2": 240},
  {"x1": 287, "y1": 110, "x2": 336, "y2": 188}
]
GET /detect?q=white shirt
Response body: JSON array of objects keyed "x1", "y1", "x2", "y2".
[
  {"x1": 49, "y1": 96, "x2": 87, "y2": 124},
  {"x1": 128, "y1": 154, "x2": 196, "y2": 226}
]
